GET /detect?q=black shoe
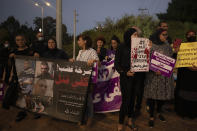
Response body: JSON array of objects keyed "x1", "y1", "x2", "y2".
[
  {"x1": 16, "y1": 111, "x2": 27, "y2": 122},
  {"x1": 148, "y1": 120, "x2": 154, "y2": 128},
  {"x1": 34, "y1": 113, "x2": 41, "y2": 119},
  {"x1": 158, "y1": 114, "x2": 166, "y2": 122}
]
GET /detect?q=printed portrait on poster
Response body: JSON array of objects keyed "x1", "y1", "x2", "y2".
[{"x1": 35, "y1": 61, "x2": 54, "y2": 80}]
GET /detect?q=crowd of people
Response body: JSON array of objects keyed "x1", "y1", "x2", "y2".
[{"x1": 0, "y1": 21, "x2": 197, "y2": 130}]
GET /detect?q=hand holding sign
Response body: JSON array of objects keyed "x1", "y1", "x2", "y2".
[{"x1": 127, "y1": 70, "x2": 135, "y2": 76}]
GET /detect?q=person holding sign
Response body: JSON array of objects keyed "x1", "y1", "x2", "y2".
[
  {"x1": 115, "y1": 28, "x2": 139, "y2": 131},
  {"x1": 70, "y1": 34, "x2": 99, "y2": 126},
  {"x1": 94, "y1": 36, "x2": 107, "y2": 62},
  {"x1": 144, "y1": 29, "x2": 174, "y2": 128},
  {"x1": 175, "y1": 30, "x2": 197, "y2": 119}
]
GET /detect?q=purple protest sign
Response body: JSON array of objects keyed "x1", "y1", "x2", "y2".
[
  {"x1": 150, "y1": 51, "x2": 176, "y2": 77},
  {"x1": 93, "y1": 59, "x2": 121, "y2": 113}
]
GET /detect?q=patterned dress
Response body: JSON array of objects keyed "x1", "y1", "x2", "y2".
[{"x1": 144, "y1": 42, "x2": 174, "y2": 100}]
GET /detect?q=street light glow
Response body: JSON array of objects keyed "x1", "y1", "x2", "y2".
[
  {"x1": 45, "y1": 2, "x2": 51, "y2": 7},
  {"x1": 35, "y1": 3, "x2": 39, "y2": 6}
]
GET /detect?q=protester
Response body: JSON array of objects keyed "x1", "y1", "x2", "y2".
[
  {"x1": 42, "y1": 37, "x2": 69, "y2": 60},
  {"x1": 144, "y1": 29, "x2": 174, "y2": 128},
  {"x1": 175, "y1": 30, "x2": 197, "y2": 119},
  {"x1": 106, "y1": 35, "x2": 120, "y2": 60},
  {"x1": 94, "y1": 36, "x2": 107, "y2": 62},
  {"x1": 31, "y1": 32, "x2": 48, "y2": 57},
  {"x1": 150, "y1": 21, "x2": 172, "y2": 45},
  {"x1": 0, "y1": 40, "x2": 10, "y2": 82},
  {"x1": 115, "y1": 28, "x2": 139, "y2": 131},
  {"x1": 71, "y1": 34, "x2": 99, "y2": 126},
  {"x1": 8, "y1": 34, "x2": 38, "y2": 121}
]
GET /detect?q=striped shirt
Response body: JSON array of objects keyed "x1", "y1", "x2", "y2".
[{"x1": 76, "y1": 48, "x2": 99, "y2": 62}]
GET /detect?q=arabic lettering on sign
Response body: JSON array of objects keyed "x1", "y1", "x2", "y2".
[
  {"x1": 98, "y1": 68, "x2": 109, "y2": 79},
  {"x1": 57, "y1": 64, "x2": 91, "y2": 76},
  {"x1": 93, "y1": 83, "x2": 121, "y2": 103},
  {"x1": 55, "y1": 72, "x2": 89, "y2": 87}
]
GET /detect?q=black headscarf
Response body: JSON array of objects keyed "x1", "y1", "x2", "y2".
[
  {"x1": 124, "y1": 28, "x2": 137, "y2": 47},
  {"x1": 150, "y1": 28, "x2": 167, "y2": 45}
]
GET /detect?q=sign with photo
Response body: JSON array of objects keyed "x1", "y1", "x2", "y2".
[
  {"x1": 15, "y1": 56, "x2": 91, "y2": 123},
  {"x1": 150, "y1": 51, "x2": 176, "y2": 77},
  {"x1": 131, "y1": 38, "x2": 150, "y2": 72}
]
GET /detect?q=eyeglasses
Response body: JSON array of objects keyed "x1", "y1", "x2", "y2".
[
  {"x1": 162, "y1": 33, "x2": 168, "y2": 37},
  {"x1": 16, "y1": 39, "x2": 24, "y2": 41}
]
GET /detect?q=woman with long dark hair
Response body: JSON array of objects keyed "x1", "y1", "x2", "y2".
[{"x1": 144, "y1": 29, "x2": 174, "y2": 128}]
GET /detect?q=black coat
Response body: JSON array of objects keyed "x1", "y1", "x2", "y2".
[
  {"x1": 31, "y1": 40, "x2": 48, "y2": 57},
  {"x1": 115, "y1": 44, "x2": 131, "y2": 76},
  {"x1": 115, "y1": 28, "x2": 137, "y2": 76},
  {"x1": 0, "y1": 45, "x2": 9, "y2": 64},
  {"x1": 42, "y1": 48, "x2": 69, "y2": 60},
  {"x1": 95, "y1": 47, "x2": 107, "y2": 61}
]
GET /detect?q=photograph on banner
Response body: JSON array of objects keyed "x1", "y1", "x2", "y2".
[
  {"x1": 15, "y1": 59, "x2": 35, "y2": 95},
  {"x1": 175, "y1": 42, "x2": 197, "y2": 68},
  {"x1": 15, "y1": 58, "x2": 36, "y2": 109},
  {"x1": 150, "y1": 51, "x2": 176, "y2": 77},
  {"x1": 131, "y1": 37, "x2": 150, "y2": 72},
  {"x1": 35, "y1": 60, "x2": 54, "y2": 80},
  {"x1": 31, "y1": 78, "x2": 54, "y2": 115}
]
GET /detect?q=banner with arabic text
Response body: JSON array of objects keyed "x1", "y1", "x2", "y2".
[
  {"x1": 93, "y1": 59, "x2": 121, "y2": 113},
  {"x1": 15, "y1": 56, "x2": 91, "y2": 123}
]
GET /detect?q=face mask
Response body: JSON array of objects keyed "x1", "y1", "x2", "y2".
[
  {"x1": 4, "y1": 44, "x2": 9, "y2": 48},
  {"x1": 187, "y1": 36, "x2": 196, "y2": 42},
  {"x1": 38, "y1": 37, "x2": 44, "y2": 41}
]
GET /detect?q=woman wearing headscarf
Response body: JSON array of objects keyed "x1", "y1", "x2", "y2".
[
  {"x1": 115, "y1": 28, "x2": 139, "y2": 131},
  {"x1": 42, "y1": 37, "x2": 69, "y2": 60},
  {"x1": 175, "y1": 30, "x2": 197, "y2": 119},
  {"x1": 144, "y1": 29, "x2": 174, "y2": 128}
]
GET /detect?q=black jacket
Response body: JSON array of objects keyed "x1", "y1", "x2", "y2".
[
  {"x1": 0, "y1": 45, "x2": 9, "y2": 64},
  {"x1": 95, "y1": 47, "x2": 107, "y2": 61},
  {"x1": 42, "y1": 48, "x2": 69, "y2": 60},
  {"x1": 115, "y1": 44, "x2": 131, "y2": 76},
  {"x1": 115, "y1": 28, "x2": 137, "y2": 76},
  {"x1": 31, "y1": 40, "x2": 48, "y2": 57}
]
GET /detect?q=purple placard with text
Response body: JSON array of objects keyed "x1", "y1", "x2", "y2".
[
  {"x1": 150, "y1": 51, "x2": 176, "y2": 77},
  {"x1": 93, "y1": 59, "x2": 121, "y2": 113}
]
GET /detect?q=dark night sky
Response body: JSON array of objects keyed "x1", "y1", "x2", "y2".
[{"x1": 0, "y1": 0, "x2": 171, "y2": 35}]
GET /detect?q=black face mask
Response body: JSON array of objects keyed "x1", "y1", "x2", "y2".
[{"x1": 187, "y1": 36, "x2": 196, "y2": 42}]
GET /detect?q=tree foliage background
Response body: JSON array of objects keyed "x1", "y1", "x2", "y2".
[{"x1": 1, "y1": 0, "x2": 197, "y2": 57}]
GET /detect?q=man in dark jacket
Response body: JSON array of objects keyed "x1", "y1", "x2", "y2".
[{"x1": 31, "y1": 32, "x2": 48, "y2": 57}]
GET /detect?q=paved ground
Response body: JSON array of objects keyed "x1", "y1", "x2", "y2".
[{"x1": 0, "y1": 102, "x2": 197, "y2": 131}]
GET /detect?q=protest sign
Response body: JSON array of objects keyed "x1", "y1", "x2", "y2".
[
  {"x1": 150, "y1": 51, "x2": 176, "y2": 77},
  {"x1": 175, "y1": 42, "x2": 197, "y2": 68},
  {"x1": 15, "y1": 56, "x2": 91, "y2": 123},
  {"x1": 93, "y1": 59, "x2": 121, "y2": 113},
  {"x1": 131, "y1": 38, "x2": 150, "y2": 72}
]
